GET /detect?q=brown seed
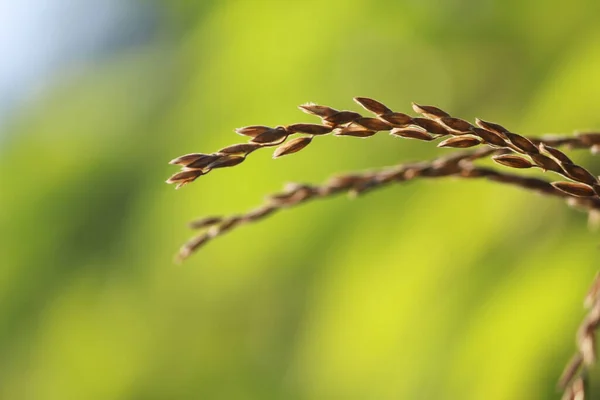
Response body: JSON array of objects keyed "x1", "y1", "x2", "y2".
[
  {"x1": 577, "y1": 132, "x2": 600, "y2": 146},
  {"x1": 324, "y1": 111, "x2": 362, "y2": 125},
  {"x1": 169, "y1": 153, "x2": 208, "y2": 166},
  {"x1": 505, "y1": 132, "x2": 539, "y2": 154},
  {"x1": 185, "y1": 154, "x2": 221, "y2": 169},
  {"x1": 440, "y1": 117, "x2": 473, "y2": 134},
  {"x1": 437, "y1": 136, "x2": 481, "y2": 148},
  {"x1": 352, "y1": 117, "x2": 392, "y2": 131},
  {"x1": 471, "y1": 127, "x2": 507, "y2": 147},
  {"x1": 298, "y1": 103, "x2": 338, "y2": 117},
  {"x1": 188, "y1": 216, "x2": 223, "y2": 229},
  {"x1": 412, "y1": 117, "x2": 449, "y2": 136},
  {"x1": 235, "y1": 125, "x2": 272, "y2": 138},
  {"x1": 475, "y1": 118, "x2": 509, "y2": 137},
  {"x1": 250, "y1": 127, "x2": 288, "y2": 144},
  {"x1": 273, "y1": 136, "x2": 313, "y2": 158},
  {"x1": 353, "y1": 97, "x2": 392, "y2": 115},
  {"x1": 206, "y1": 155, "x2": 245, "y2": 169},
  {"x1": 218, "y1": 143, "x2": 261, "y2": 155},
  {"x1": 166, "y1": 169, "x2": 204, "y2": 184},
  {"x1": 286, "y1": 123, "x2": 333, "y2": 135},
  {"x1": 561, "y1": 163, "x2": 598, "y2": 186},
  {"x1": 411, "y1": 103, "x2": 450, "y2": 119},
  {"x1": 539, "y1": 144, "x2": 574, "y2": 165},
  {"x1": 335, "y1": 127, "x2": 377, "y2": 138},
  {"x1": 552, "y1": 181, "x2": 596, "y2": 197},
  {"x1": 530, "y1": 153, "x2": 564, "y2": 173},
  {"x1": 492, "y1": 154, "x2": 533, "y2": 169},
  {"x1": 390, "y1": 128, "x2": 434, "y2": 141},
  {"x1": 379, "y1": 112, "x2": 414, "y2": 126}
]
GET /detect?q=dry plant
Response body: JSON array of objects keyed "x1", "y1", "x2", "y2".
[{"x1": 166, "y1": 97, "x2": 600, "y2": 399}]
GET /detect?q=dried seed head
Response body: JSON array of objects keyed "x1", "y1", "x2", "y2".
[
  {"x1": 561, "y1": 163, "x2": 598, "y2": 186},
  {"x1": 539, "y1": 144, "x2": 574, "y2": 165},
  {"x1": 218, "y1": 143, "x2": 261, "y2": 155},
  {"x1": 169, "y1": 153, "x2": 208, "y2": 166},
  {"x1": 352, "y1": 117, "x2": 392, "y2": 131},
  {"x1": 471, "y1": 127, "x2": 507, "y2": 147},
  {"x1": 390, "y1": 127, "x2": 434, "y2": 141},
  {"x1": 379, "y1": 112, "x2": 414, "y2": 126},
  {"x1": 412, "y1": 117, "x2": 449, "y2": 136},
  {"x1": 235, "y1": 125, "x2": 272, "y2": 138},
  {"x1": 324, "y1": 111, "x2": 362, "y2": 126},
  {"x1": 286, "y1": 123, "x2": 333, "y2": 135},
  {"x1": 188, "y1": 216, "x2": 223, "y2": 229},
  {"x1": 505, "y1": 132, "x2": 539, "y2": 154},
  {"x1": 437, "y1": 136, "x2": 481, "y2": 148},
  {"x1": 492, "y1": 154, "x2": 533, "y2": 169},
  {"x1": 273, "y1": 136, "x2": 313, "y2": 158},
  {"x1": 298, "y1": 103, "x2": 338, "y2": 118},
  {"x1": 411, "y1": 102, "x2": 450, "y2": 119},
  {"x1": 206, "y1": 155, "x2": 245, "y2": 169},
  {"x1": 440, "y1": 117, "x2": 473, "y2": 134},
  {"x1": 250, "y1": 127, "x2": 288, "y2": 144},
  {"x1": 530, "y1": 153, "x2": 564, "y2": 173},
  {"x1": 353, "y1": 97, "x2": 392, "y2": 115},
  {"x1": 552, "y1": 181, "x2": 596, "y2": 197},
  {"x1": 475, "y1": 118, "x2": 510, "y2": 137}
]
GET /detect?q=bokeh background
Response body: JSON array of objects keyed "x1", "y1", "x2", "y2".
[{"x1": 2, "y1": 0, "x2": 600, "y2": 399}]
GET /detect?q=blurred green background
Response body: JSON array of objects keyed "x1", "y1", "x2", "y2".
[{"x1": 2, "y1": 0, "x2": 600, "y2": 399}]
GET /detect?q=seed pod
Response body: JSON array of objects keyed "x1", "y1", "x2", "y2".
[
  {"x1": 185, "y1": 154, "x2": 221, "y2": 169},
  {"x1": 273, "y1": 136, "x2": 313, "y2": 158},
  {"x1": 411, "y1": 103, "x2": 450, "y2": 119},
  {"x1": 492, "y1": 154, "x2": 533, "y2": 169},
  {"x1": 530, "y1": 153, "x2": 563, "y2": 173},
  {"x1": 539, "y1": 143, "x2": 574, "y2": 165},
  {"x1": 298, "y1": 103, "x2": 338, "y2": 118},
  {"x1": 324, "y1": 111, "x2": 362, "y2": 126},
  {"x1": 250, "y1": 127, "x2": 288, "y2": 144},
  {"x1": 335, "y1": 127, "x2": 377, "y2": 138},
  {"x1": 168, "y1": 153, "x2": 208, "y2": 166},
  {"x1": 390, "y1": 128, "x2": 434, "y2": 141},
  {"x1": 471, "y1": 127, "x2": 507, "y2": 146},
  {"x1": 577, "y1": 132, "x2": 600, "y2": 146},
  {"x1": 218, "y1": 143, "x2": 261, "y2": 155},
  {"x1": 188, "y1": 216, "x2": 223, "y2": 229},
  {"x1": 235, "y1": 125, "x2": 272, "y2": 138},
  {"x1": 352, "y1": 117, "x2": 392, "y2": 131},
  {"x1": 561, "y1": 163, "x2": 598, "y2": 186},
  {"x1": 585, "y1": 272, "x2": 600, "y2": 308},
  {"x1": 206, "y1": 155, "x2": 245, "y2": 169},
  {"x1": 353, "y1": 97, "x2": 392, "y2": 115},
  {"x1": 412, "y1": 118, "x2": 449, "y2": 136},
  {"x1": 552, "y1": 181, "x2": 596, "y2": 197},
  {"x1": 437, "y1": 136, "x2": 481, "y2": 148},
  {"x1": 286, "y1": 123, "x2": 333, "y2": 135},
  {"x1": 166, "y1": 169, "x2": 204, "y2": 185},
  {"x1": 379, "y1": 112, "x2": 413, "y2": 126},
  {"x1": 440, "y1": 117, "x2": 473, "y2": 134},
  {"x1": 505, "y1": 132, "x2": 539, "y2": 154},
  {"x1": 475, "y1": 118, "x2": 509, "y2": 137}
]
